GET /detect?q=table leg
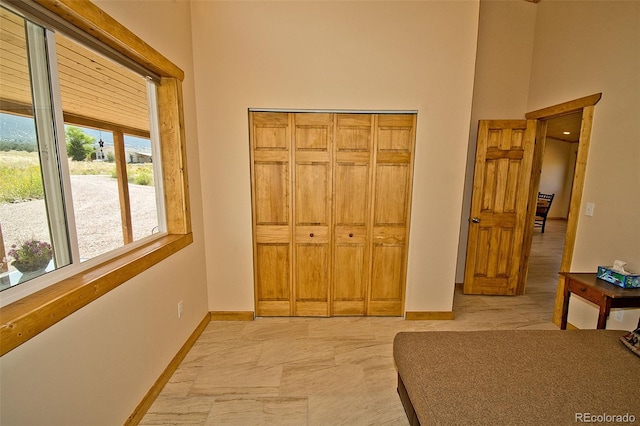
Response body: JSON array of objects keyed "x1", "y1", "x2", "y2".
[
  {"x1": 596, "y1": 297, "x2": 612, "y2": 329},
  {"x1": 560, "y1": 284, "x2": 570, "y2": 330}
]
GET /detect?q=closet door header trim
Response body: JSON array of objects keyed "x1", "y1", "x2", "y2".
[{"x1": 249, "y1": 108, "x2": 418, "y2": 114}]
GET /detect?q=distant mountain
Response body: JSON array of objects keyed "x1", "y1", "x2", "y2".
[
  {"x1": 0, "y1": 112, "x2": 151, "y2": 153},
  {"x1": 0, "y1": 113, "x2": 36, "y2": 144}
]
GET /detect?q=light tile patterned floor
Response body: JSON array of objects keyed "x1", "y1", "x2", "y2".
[{"x1": 140, "y1": 221, "x2": 566, "y2": 425}]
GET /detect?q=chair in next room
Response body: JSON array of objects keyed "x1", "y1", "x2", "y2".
[{"x1": 534, "y1": 192, "x2": 554, "y2": 233}]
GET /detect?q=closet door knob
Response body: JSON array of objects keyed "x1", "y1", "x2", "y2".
[
  {"x1": 349, "y1": 233, "x2": 354, "y2": 238},
  {"x1": 309, "y1": 233, "x2": 314, "y2": 237}
]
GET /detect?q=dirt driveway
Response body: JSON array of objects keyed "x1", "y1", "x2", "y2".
[{"x1": 0, "y1": 175, "x2": 158, "y2": 263}]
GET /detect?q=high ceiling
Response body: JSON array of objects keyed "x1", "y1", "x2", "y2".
[{"x1": 0, "y1": 7, "x2": 149, "y2": 134}]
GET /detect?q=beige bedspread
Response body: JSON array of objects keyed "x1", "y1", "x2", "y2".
[{"x1": 393, "y1": 330, "x2": 639, "y2": 425}]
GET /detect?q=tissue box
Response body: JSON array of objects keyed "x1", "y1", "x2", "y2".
[{"x1": 597, "y1": 266, "x2": 640, "y2": 289}]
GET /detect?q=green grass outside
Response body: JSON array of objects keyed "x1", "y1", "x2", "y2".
[{"x1": 0, "y1": 150, "x2": 154, "y2": 204}]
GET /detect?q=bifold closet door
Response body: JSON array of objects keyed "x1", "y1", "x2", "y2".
[
  {"x1": 250, "y1": 111, "x2": 416, "y2": 317},
  {"x1": 332, "y1": 114, "x2": 374, "y2": 315},
  {"x1": 368, "y1": 114, "x2": 416, "y2": 316},
  {"x1": 250, "y1": 112, "x2": 292, "y2": 316},
  {"x1": 292, "y1": 113, "x2": 333, "y2": 316}
]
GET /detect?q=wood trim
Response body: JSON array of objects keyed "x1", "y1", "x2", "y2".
[
  {"x1": 210, "y1": 311, "x2": 255, "y2": 321},
  {"x1": 0, "y1": 99, "x2": 151, "y2": 138},
  {"x1": 525, "y1": 93, "x2": 601, "y2": 120},
  {"x1": 158, "y1": 77, "x2": 191, "y2": 235},
  {"x1": 114, "y1": 130, "x2": 134, "y2": 243},
  {"x1": 566, "y1": 322, "x2": 579, "y2": 330},
  {"x1": 0, "y1": 233, "x2": 193, "y2": 356},
  {"x1": 63, "y1": 113, "x2": 150, "y2": 139},
  {"x1": 522, "y1": 95, "x2": 600, "y2": 326},
  {"x1": 405, "y1": 311, "x2": 455, "y2": 321},
  {"x1": 560, "y1": 105, "x2": 594, "y2": 274},
  {"x1": 552, "y1": 105, "x2": 596, "y2": 324},
  {"x1": 0, "y1": 224, "x2": 7, "y2": 273},
  {"x1": 518, "y1": 120, "x2": 548, "y2": 294},
  {"x1": 125, "y1": 312, "x2": 211, "y2": 425},
  {"x1": 34, "y1": 0, "x2": 184, "y2": 80}
]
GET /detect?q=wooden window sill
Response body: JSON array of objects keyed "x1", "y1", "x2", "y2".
[{"x1": 0, "y1": 233, "x2": 193, "y2": 356}]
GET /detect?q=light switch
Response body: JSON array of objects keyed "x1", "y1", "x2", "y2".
[{"x1": 585, "y1": 202, "x2": 595, "y2": 217}]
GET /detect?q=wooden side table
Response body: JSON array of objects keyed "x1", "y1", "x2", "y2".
[{"x1": 560, "y1": 272, "x2": 640, "y2": 329}]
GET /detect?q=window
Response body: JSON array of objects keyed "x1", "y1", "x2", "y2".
[
  {"x1": 0, "y1": 0, "x2": 191, "y2": 355},
  {"x1": 0, "y1": 6, "x2": 166, "y2": 300}
]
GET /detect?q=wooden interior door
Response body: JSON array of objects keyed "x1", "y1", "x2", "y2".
[
  {"x1": 293, "y1": 113, "x2": 333, "y2": 316},
  {"x1": 332, "y1": 114, "x2": 374, "y2": 315},
  {"x1": 368, "y1": 114, "x2": 416, "y2": 315},
  {"x1": 250, "y1": 112, "x2": 292, "y2": 315},
  {"x1": 463, "y1": 120, "x2": 536, "y2": 295}
]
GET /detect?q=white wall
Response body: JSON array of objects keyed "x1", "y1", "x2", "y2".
[
  {"x1": 527, "y1": 0, "x2": 640, "y2": 330},
  {"x1": 455, "y1": 0, "x2": 537, "y2": 282},
  {"x1": 192, "y1": 1, "x2": 480, "y2": 314},
  {"x1": 0, "y1": 1, "x2": 210, "y2": 424}
]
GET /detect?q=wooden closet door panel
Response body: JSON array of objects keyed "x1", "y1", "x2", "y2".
[
  {"x1": 369, "y1": 241, "x2": 404, "y2": 315},
  {"x1": 253, "y1": 112, "x2": 290, "y2": 149},
  {"x1": 295, "y1": 163, "x2": 330, "y2": 225},
  {"x1": 333, "y1": 163, "x2": 370, "y2": 315},
  {"x1": 368, "y1": 114, "x2": 416, "y2": 316},
  {"x1": 293, "y1": 113, "x2": 332, "y2": 316},
  {"x1": 373, "y1": 164, "x2": 409, "y2": 225},
  {"x1": 295, "y1": 240, "x2": 329, "y2": 316},
  {"x1": 254, "y1": 162, "x2": 289, "y2": 225},
  {"x1": 334, "y1": 163, "x2": 369, "y2": 225},
  {"x1": 335, "y1": 113, "x2": 373, "y2": 152},
  {"x1": 332, "y1": 114, "x2": 373, "y2": 315},
  {"x1": 255, "y1": 243, "x2": 291, "y2": 315},
  {"x1": 332, "y1": 242, "x2": 367, "y2": 315},
  {"x1": 250, "y1": 112, "x2": 292, "y2": 316}
]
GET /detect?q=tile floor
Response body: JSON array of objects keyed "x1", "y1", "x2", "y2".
[{"x1": 140, "y1": 221, "x2": 566, "y2": 425}]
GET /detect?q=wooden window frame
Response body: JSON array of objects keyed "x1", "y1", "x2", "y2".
[{"x1": 0, "y1": 0, "x2": 192, "y2": 356}]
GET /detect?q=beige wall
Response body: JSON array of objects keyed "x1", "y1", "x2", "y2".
[
  {"x1": 527, "y1": 0, "x2": 640, "y2": 329},
  {"x1": 192, "y1": 1, "x2": 480, "y2": 313},
  {"x1": 539, "y1": 138, "x2": 576, "y2": 219},
  {"x1": 0, "y1": 1, "x2": 210, "y2": 424},
  {"x1": 455, "y1": 0, "x2": 537, "y2": 282}
]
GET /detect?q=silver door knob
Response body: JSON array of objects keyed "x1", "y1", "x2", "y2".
[{"x1": 470, "y1": 217, "x2": 480, "y2": 223}]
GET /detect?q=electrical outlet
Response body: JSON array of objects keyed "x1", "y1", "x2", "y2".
[
  {"x1": 177, "y1": 300, "x2": 183, "y2": 319},
  {"x1": 613, "y1": 310, "x2": 623, "y2": 322}
]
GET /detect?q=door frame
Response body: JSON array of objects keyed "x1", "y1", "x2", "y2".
[{"x1": 519, "y1": 93, "x2": 601, "y2": 324}]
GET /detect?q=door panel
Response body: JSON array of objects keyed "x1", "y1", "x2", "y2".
[
  {"x1": 295, "y1": 163, "x2": 330, "y2": 225},
  {"x1": 293, "y1": 113, "x2": 332, "y2": 316},
  {"x1": 368, "y1": 114, "x2": 415, "y2": 316},
  {"x1": 464, "y1": 120, "x2": 536, "y2": 295},
  {"x1": 369, "y1": 241, "x2": 405, "y2": 316},
  {"x1": 255, "y1": 243, "x2": 291, "y2": 315},
  {"x1": 251, "y1": 112, "x2": 292, "y2": 316},
  {"x1": 370, "y1": 243, "x2": 404, "y2": 299},
  {"x1": 295, "y1": 242, "x2": 329, "y2": 316},
  {"x1": 374, "y1": 164, "x2": 409, "y2": 225},
  {"x1": 334, "y1": 163, "x2": 369, "y2": 225},
  {"x1": 332, "y1": 114, "x2": 374, "y2": 315},
  {"x1": 335, "y1": 113, "x2": 373, "y2": 151},
  {"x1": 254, "y1": 163, "x2": 289, "y2": 225}
]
